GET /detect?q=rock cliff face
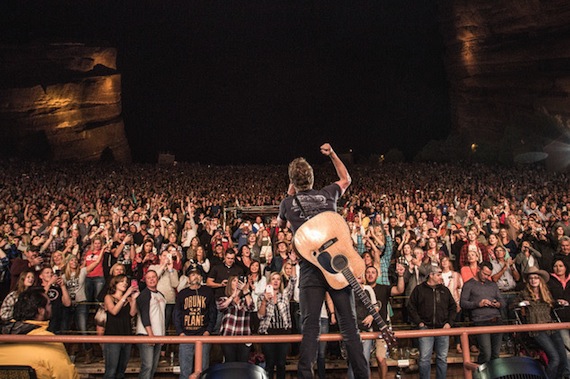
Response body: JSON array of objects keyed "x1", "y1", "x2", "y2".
[
  {"x1": 437, "y1": 1, "x2": 570, "y2": 157},
  {"x1": 0, "y1": 44, "x2": 131, "y2": 162}
]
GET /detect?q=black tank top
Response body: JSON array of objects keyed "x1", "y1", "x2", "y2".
[{"x1": 105, "y1": 297, "x2": 133, "y2": 336}]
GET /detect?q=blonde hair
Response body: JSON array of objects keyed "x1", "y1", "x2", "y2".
[
  {"x1": 63, "y1": 255, "x2": 80, "y2": 279},
  {"x1": 269, "y1": 272, "x2": 284, "y2": 293},
  {"x1": 280, "y1": 259, "x2": 293, "y2": 280},
  {"x1": 110, "y1": 263, "x2": 126, "y2": 277},
  {"x1": 50, "y1": 251, "x2": 64, "y2": 267},
  {"x1": 525, "y1": 277, "x2": 554, "y2": 306}
]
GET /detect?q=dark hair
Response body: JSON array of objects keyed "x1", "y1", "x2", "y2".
[
  {"x1": 247, "y1": 260, "x2": 262, "y2": 281},
  {"x1": 13, "y1": 287, "x2": 49, "y2": 321},
  {"x1": 238, "y1": 245, "x2": 250, "y2": 257},
  {"x1": 479, "y1": 261, "x2": 493, "y2": 272},
  {"x1": 552, "y1": 258, "x2": 570, "y2": 277},
  {"x1": 108, "y1": 274, "x2": 128, "y2": 294},
  {"x1": 365, "y1": 265, "x2": 378, "y2": 275},
  {"x1": 288, "y1": 157, "x2": 314, "y2": 191}
]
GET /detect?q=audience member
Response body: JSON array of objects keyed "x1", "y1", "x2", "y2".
[
  {"x1": 258, "y1": 272, "x2": 297, "y2": 379},
  {"x1": 1, "y1": 159, "x2": 570, "y2": 375},
  {"x1": 174, "y1": 265, "x2": 216, "y2": 379},
  {"x1": 0, "y1": 270, "x2": 35, "y2": 321},
  {"x1": 217, "y1": 275, "x2": 254, "y2": 362},
  {"x1": 0, "y1": 287, "x2": 79, "y2": 379},
  {"x1": 461, "y1": 261, "x2": 504, "y2": 364},
  {"x1": 515, "y1": 267, "x2": 570, "y2": 379},
  {"x1": 365, "y1": 264, "x2": 405, "y2": 379},
  {"x1": 408, "y1": 265, "x2": 456, "y2": 379},
  {"x1": 103, "y1": 274, "x2": 139, "y2": 379},
  {"x1": 136, "y1": 270, "x2": 166, "y2": 379}
]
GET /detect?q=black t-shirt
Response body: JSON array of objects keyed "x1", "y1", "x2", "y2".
[
  {"x1": 370, "y1": 284, "x2": 391, "y2": 332},
  {"x1": 355, "y1": 286, "x2": 374, "y2": 332},
  {"x1": 46, "y1": 285, "x2": 65, "y2": 333},
  {"x1": 207, "y1": 263, "x2": 244, "y2": 299},
  {"x1": 104, "y1": 241, "x2": 133, "y2": 278},
  {"x1": 278, "y1": 183, "x2": 341, "y2": 288}
]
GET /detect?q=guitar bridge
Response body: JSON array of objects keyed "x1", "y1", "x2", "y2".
[{"x1": 318, "y1": 237, "x2": 338, "y2": 252}]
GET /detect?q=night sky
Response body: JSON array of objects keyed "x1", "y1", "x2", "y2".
[{"x1": 1, "y1": 1, "x2": 451, "y2": 164}]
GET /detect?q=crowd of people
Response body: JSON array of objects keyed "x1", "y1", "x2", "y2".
[{"x1": 0, "y1": 159, "x2": 570, "y2": 378}]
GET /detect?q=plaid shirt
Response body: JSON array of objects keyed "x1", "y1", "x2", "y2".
[
  {"x1": 217, "y1": 295, "x2": 255, "y2": 336},
  {"x1": 258, "y1": 277, "x2": 296, "y2": 334},
  {"x1": 378, "y1": 235, "x2": 394, "y2": 286},
  {"x1": 355, "y1": 233, "x2": 366, "y2": 255},
  {"x1": 1, "y1": 291, "x2": 18, "y2": 321}
]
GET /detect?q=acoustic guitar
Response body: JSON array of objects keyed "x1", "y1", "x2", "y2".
[{"x1": 294, "y1": 211, "x2": 397, "y2": 349}]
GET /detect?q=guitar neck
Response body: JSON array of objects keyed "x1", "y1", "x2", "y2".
[{"x1": 341, "y1": 267, "x2": 388, "y2": 331}]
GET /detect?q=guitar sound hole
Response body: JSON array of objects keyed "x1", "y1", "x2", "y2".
[{"x1": 331, "y1": 254, "x2": 348, "y2": 272}]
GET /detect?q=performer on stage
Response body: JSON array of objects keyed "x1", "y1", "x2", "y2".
[{"x1": 277, "y1": 143, "x2": 369, "y2": 379}]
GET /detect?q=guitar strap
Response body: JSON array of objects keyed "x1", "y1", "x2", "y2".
[
  {"x1": 292, "y1": 194, "x2": 309, "y2": 262},
  {"x1": 293, "y1": 194, "x2": 308, "y2": 220}
]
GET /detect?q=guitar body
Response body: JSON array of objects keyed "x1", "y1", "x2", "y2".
[
  {"x1": 294, "y1": 211, "x2": 398, "y2": 349},
  {"x1": 294, "y1": 211, "x2": 366, "y2": 290}
]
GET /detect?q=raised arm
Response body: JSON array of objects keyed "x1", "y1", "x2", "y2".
[{"x1": 320, "y1": 143, "x2": 351, "y2": 195}]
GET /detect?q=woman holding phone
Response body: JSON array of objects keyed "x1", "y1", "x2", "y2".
[
  {"x1": 103, "y1": 274, "x2": 139, "y2": 379},
  {"x1": 258, "y1": 271, "x2": 297, "y2": 379},
  {"x1": 217, "y1": 275, "x2": 254, "y2": 362}
]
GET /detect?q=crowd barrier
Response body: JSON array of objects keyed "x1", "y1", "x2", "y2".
[{"x1": 1, "y1": 322, "x2": 569, "y2": 378}]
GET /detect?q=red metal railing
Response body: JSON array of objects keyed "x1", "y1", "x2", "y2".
[{"x1": 2, "y1": 322, "x2": 569, "y2": 378}]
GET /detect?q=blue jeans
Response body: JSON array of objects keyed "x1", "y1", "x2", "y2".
[
  {"x1": 103, "y1": 343, "x2": 132, "y2": 379},
  {"x1": 317, "y1": 317, "x2": 329, "y2": 379},
  {"x1": 85, "y1": 276, "x2": 105, "y2": 302},
  {"x1": 165, "y1": 303, "x2": 174, "y2": 332},
  {"x1": 417, "y1": 332, "x2": 449, "y2": 379},
  {"x1": 214, "y1": 310, "x2": 223, "y2": 334},
  {"x1": 138, "y1": 343, "x2": 162, "y2": 379},
  {"x1": 559, "y1": 328, "x2": 570, "y2": 360},
  {"x1": 347, "y1": 338, "x2": 373, "y2": 379},
  {"x1": 298, "y1": 285, "x2": 367, "y2": 379},
  {"x1": 474, "y1": 321, "x2": 502, "y2": 364},
  {"x1": 179, "y1": 343, "x2": 211, "y2": 379},
  {"x1": 262, "y1": 341, "x2": 289, "y2": 379},
  {"x1": 533, "y1": 330, "x2": 570, "y2": 379},
  {"x1": 221, "y1": 343, "x2": 250, "y2": 362},
  {"x1": 61, "y1": 302, "x2": 91, "y2": 351}
]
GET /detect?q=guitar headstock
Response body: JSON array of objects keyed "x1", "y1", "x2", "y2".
[{"x1": 380, "y1": 327, "x2": 398, "y2": 350}]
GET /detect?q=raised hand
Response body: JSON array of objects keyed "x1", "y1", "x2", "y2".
[{"x1": 320, "y1": 143, "x2": 333, "y2": 156}]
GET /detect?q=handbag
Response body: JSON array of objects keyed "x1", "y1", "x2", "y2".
[{"x1": 94, "y1": 303, "x2": 107, "y2": 327}]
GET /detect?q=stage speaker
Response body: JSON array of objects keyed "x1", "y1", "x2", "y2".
[{"x1": 474, "y1": 356, "x2": 547, "y2": 379}]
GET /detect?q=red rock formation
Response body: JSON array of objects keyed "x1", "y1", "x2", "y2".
[
  {"x1": 0, "y1": 44, "x2": 131, "y2": 162},
  {"x1": 437, "y1": 1, "x2": 570, "y2": 155}
]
